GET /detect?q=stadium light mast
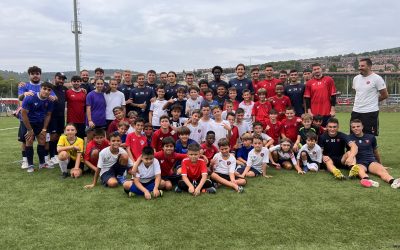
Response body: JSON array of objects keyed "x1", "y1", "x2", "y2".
[{"x1": 71, "y1": 0, "x2": 82, "y2": 75}]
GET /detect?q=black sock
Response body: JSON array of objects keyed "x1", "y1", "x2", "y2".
[
  {"x1": 389, "y1": 179, "x2": 395, "y2": 184},
  {"x1": 362, "y1": 177, "x2": 370, "y2": 180},
  {"x1": 22, "y1": 150, "x2": 26, "y2": 158},
  {"x1": 37, "y1": 145, "x2": 46, "y2": 164},
  {"x1": 26, "y1": 146, "x2": 34, "y2": 165},
  {"x1": 49, "y1": 141, "x2": 57, "y2": 158}
]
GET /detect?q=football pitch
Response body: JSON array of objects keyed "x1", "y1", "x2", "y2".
[{"x1": 0, "y1": 113, "x2": 399, "y2": 249}]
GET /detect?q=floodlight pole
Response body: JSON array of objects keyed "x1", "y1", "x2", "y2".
[{"x1": 72, "y1": 0, "x2": 81, "y2": 75}]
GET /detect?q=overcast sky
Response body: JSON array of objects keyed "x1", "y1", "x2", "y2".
[{"x1": 1, "y1": 0, "x2": 399, "y2": 73}]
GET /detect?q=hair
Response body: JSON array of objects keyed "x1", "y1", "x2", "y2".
[
  {"x1": 350, "y1": 119, "x2": 363, "y2": 125},
  {"x1": 167, "y1": 71, "x2": 177, "y2": 77},
  {"x1": 80, "y1": 69, "x2": 89, "y2": 74},
  {"x1": 327, "y1": 117, "x2": 339, "y2": 125},
  {"x1": 275, "y1": 83, "x2": 284, "y2": 89},
  {"x1": 264, "y1": 64, "x2": 273, "y2": 69},
  {"x1": 118, "y1": 121, "x2": 129, "y2": 129},
  {"x1": 269, "y1": 109, "x2": 278, "y2": 115},
  {"x1": 306, "y1": 131, "x2": 318, "y2": 141},
  {"x1": 303, "y1": 68, "x2": 312, "y2": 73},
  {"x1": 28, "y1": 66, "x2": 42, "y2": 75},
  {"x1": 301, "y1": 113, "x2": 313, "y2": 121},
  {"x1": 142, "y1": 146, "x2": 154, "y2": 157},
  {"x1": 64, "y1": 123, "x2": 77, "y2": 130},
  {"x1": 242, "y1": 89, "x2": 251, "y2": 95},
  {"x1": 212, "y1": 66, "x2": 223, "y2": 74},
  {"x1": 188, "y1": 86, "x2": 200, "y2": 93},
  {"x1": 236, "y1": 108, "x2": 245, "y2": 115},
  {"x1": 185, "y1": 72, "x2": 194, "y2": 78},
  {"x1": 127, "y1": 110, "x2": 138, "y2": 118},
  {"x1": 218, "y1": 138, "x2": 229, "y2": 147},
  {"x1": 156, "y1": 85, "x2": 165, "y2": 91},
  {"x1": 203, "y1": 89, "x2": 213, "y2": 96},
  {"x1": 289, "y1": 69, "x2": 298, "y2": 74},
  {"x1": 191, "y1": 109, "x2": 201, "y2": 116},
  {"x1": 159, "y1": 115, "x2": 170, "y2": 122},
  {"x1": 313, "y1": 115, "x2": 323, "y2": 121},
  {"x1": 201, "y1": 102, "x2": 210, "y2": 109},
  {"x1": 206, "y1": 130, "x2": 215, "y2": 137},
  {"x1": 253, "y1": 134, "x2": 263, "y2": 142},
  {"x1": 123, "y1": 69, "x2": 132, "y2": 75},
  {"x1": 147, "y1": 69, "x2": 156, "y2": 75},
  {"x1": 109, "y1": 131, "x2": 121, "y2": 140},
  {"x1": 311, "y1": 63, "x2": 321, "y2": 69},
  {"x1": 171, "y1": 104, "x2": 182, "y2": 112},
  {"x1": 94, "y1": 67, "x2": 104, "y2": 74},
  {"x1": 217, "y1": 83, "x2": 227, "y2": 90},
  {"x1": 95, "y1": 78, "x2": 104, "y2": 85},
  {"x1": 144, "y1": 122, "x2": 153, "y2": 129},
  {"x1": 279, "y1": 70, "x2": 288, "y2": 75},
  {"x1": 198, "y1": 79, "x2": 209, "y2": 87},
  {"x1": 226, "y1": 112, "x2": 236, "y2": 119},
  {"x1": 279, "y1": 137, "x2": 293, "y2": 146},
  {"x1": 241, "y1": 133, "x2": 253, "y2": 141},
  {"x1": 285, "y1": 106, "x2": 295, "y2": 111},
  {"x1": 228, "y1": 87, "x2": 237, "y2": 92},
  {"x1": 178, "y1": 126, "x2": 191, "y2": 136},
  {"x1": 162, "y1": 136, "x2": 176, "y2": 147},
  {"x1": 134, "y1": 117, "x2": 145, "y2": 125},
  {"x1": 160, "y1": 72, "x2": 167, "y2": 76},
  {"x1": 112, "y1": 106, "x2": 123, "y2": 114},
  {"x1": 251, "y1": 67, "x2": 259, "y2": 73},
  {"x1": 71, "y1": 75, "x2": 82, "y2": 82},
  {"x1": 93, "y1": 128, "x2": 105, "y2": 137},
  {"x1": 187, "y1": 143, "x2": 200, "y2": 152},
  {"x1": 360, "y1": 58, "x2": 373, "y2": 67},
  {"x1": 40, "y1": 82, "x2": 53, "y2": 90},
  {"x1": 137, "y1": 73, "x2": 145, "y2": 79},
  {"x1": 177, "y1": 87, "x2": 186, "y2": 94},
  {"x1": 257, "y1": 88, "x2": 267, "y2": 95},
  {"x1": 211, "y1": 105, "x2": 221, "y2": 112},
  {"x1": 235, "y1": 63, "x2": 246, "y2": 71},
  {"x1": 224, "y1": 99, "x2": 233, "y2": 105},
  {"x1": 253, "y1": 121, "x2": 263, "y2": 128}
]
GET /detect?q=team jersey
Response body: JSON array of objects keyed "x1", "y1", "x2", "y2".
[
  {"x1": 129, "y1": 86, "x2": 155, "y2": 116},
  {"x1": 18, "y1": 82, "x2": 56, "y2": 97},
  {"x1": 208, "y1": 80, "x2": 228, "y2": 95},
  {"x1": 86, "y1": 91, "x2": 106, "y2": 127},
  {"x1": 252, "y1": 101, "x2": 272, "y2": 125},
  {"x1": 201, "y1": 143, "x2": 219, "y2": 162},
  {"x1": 318, "y1": 132, "x2": 350, "y2": 158},
  {"x1": 150, "y1": 99, "x2": 168, "y2": 126},
  {"x1": 98, "y1": 147, "x2": 133, "y2": 176},
  {"x1": 246, "y1": 147, "x2": 270, "y2": 173},
  {"x1": 107, "y1": 118, "x2": 129, "y2": 134},
  {"x1": 297, "y1": 144, "x2": 323, "y2": 163},
  {"x1": 118, "y1": 83, "x2": 135, "y2": 101},
  {"x1": 269, "y1": 145, "x2": 297, "y2": 165},
  {"x1": 238, "y1": 101, "x2": 254, "y2": 125},
  {"x1": 214, "y1": 95, "x2": 228, "y2": 109},
  {"x1": 236, "y1": 145, "x2": 254, "y2": 161},
  {"x1": 165, "y1": 84, "x2": 186, "y2": 100},
  {"x1": 229, "y1": 125, "x2": 239, "y2": 151},
  {"x1": 187, "y1": 123, "x2": 205, "y2": 142},
  {"x1": 21, "y1": 93, "x2": 54, "y2": 123},
  {"x1": 304, "y1": 76, "x2": 336, "y2": 116},
  {"x1": 223, "y1": 99, "x2": 239, "y2": 111},
  {"x1": 236, "y1": 121, "x2": 251, "y2": 138},
  {"x1": 80, "y1": 82, "x2": 95, "y2": 94},
  {"x1": 297, "y1": 125, "x2": 319, "y2": 145},
  {"x1": 126, "y1": 132, "x2": 148, "y2": 161},
  {"x1": 348, "y1": 133, "x2": 377, "y2": 164},
  {"x1": 186, "y1": 96, "x2": 203, "y2": 116},
  {"x1": 181, "y1": 158, "x2": 208, "y2": 181},
  {"x1": 264, "y1": 120, "x2": 282, "y2": 145},
  {"x1": 66, "y1": 89, "x2": 86, "y2": 123},
  {"x1": 270, "y1": 95, "x2": 292, "y2": 121},
  {"x1": 84, "y1": 139, "x2": 110, "y2": 164},
  {"x1": 228, "y1": 78, "x2": 254, "y2": 102},
  {"x1": 51, "y1": 85, "x2": 68, "y2": 117},
  {"x1": 284, "y1": 83, "x2": 305, "y2": 116},
  {"x1": 257, "y1": 78, "x2": 281, "y2": 98},
  {"x1": 169, "y1": 117, "x2": 188, "y2": 129},
  {"x1": 211, "y1": 120, "x2": 230, "y2": 147},
  {"x1": 154, "y1": 151, "x2": 187, "y2": 176},
  {"x1": 151, "y1": 128, "x2": 177, "y2": 152},
  {"x1": 212, "y1": 152, "x2": 236, "y2": 175},
  {"x1": 281, "y1": 118, "x2": 301, "y2": 143},
  {"x1": 201, "y1": 99, "x2": 219, "y2": 112},
  {"x1": 57, "y1": 135, "x2": 84, "y2": 161},
  {"x1": 175, "y1": 139, "x2": 196, "y2": 154},
  {"x1": 135, "y1": 159, "x2": 161, "y2": 184},
  {"x1": 145, "y1": 82, "x2": 158, "y2": 93}
]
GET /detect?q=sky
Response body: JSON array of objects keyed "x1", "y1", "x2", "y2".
[{"x1": 0, "y1": 0, "x2": 399, "y2": 73}]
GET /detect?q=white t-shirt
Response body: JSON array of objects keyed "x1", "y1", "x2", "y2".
[
  {"x1": 150, "y1": 99, "x2": 168, "y2": 126},
  {"x1": 222, "y1": 110, "x2": 235, "y2": 120},
  {"x1": 238, "y1": 101, "x2": 254, "y2": 124},
  {"x1": 213, "y1": 152, "x2": 236, "y2": 175},
  {"x1": 187, "y1": 123, "x2": 205, "y2": 142},
  {"x1": 297, "y1": 144, "x2": 322, "y2": 163},
  {"x1": 98, "y1": 147, "x2": 133, "y2": 176},
  {"x1": 236, "y1": 121, "x2": 251, "y2": 141},
  {"x1": 269, "y1": 145, "x2": 296, "y2": 165},
  {"x1": 246, "y1": 147, "x2": 270, "y2": 173},
  {"x1": 352, "y1": 73, "x2": 386, "y2": 113},
  {"x1": 127, "y1": 125, "x2": 136, "y2": 134},
  {"x1": 199, "y1": 119, "x2": 214, "y2": 140},
  {"x1": 186, "y1": 96, "x2": 203, "y2": 116},
  {"x1": 135, "y1": 158, "x2": 161, "y2": 183},
  {"x1": 211, "y1": 119, "x2": 231, "y2": 147},
  {"x1": 104, "y1": 91, "x2": 126, "y2": 120}
]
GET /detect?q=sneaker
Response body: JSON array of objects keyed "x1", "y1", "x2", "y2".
[
  {"x1": 51, "y1": 156, "x2": 59, "y2": 164},
  {"x1": 39, "y1": 163, "x2": 50, "y2": 169},
  {"x1": 61, "y1": 172, "x2": 69, "y2": 179},
  {"x1": 27, "y1": 166, "x2": 35, "y2": 173},
  {"x1": 391, "y1": 178, "x2": 400, "y2": 189},
  {"x1": 116, "y1": 175, "x2": 126, "y2": 184},
  {"x1": 206, "y1": 187, "x2": 217, "y2": 194},
  {"x1": 369, "y1": 179, "x2": 380, "y2": 188},
  {"x1": 128, "y1": 192, "x2": 136, "y2": 198},
  {"x1": 159, "y1": 190, "x2": 163, "y2": 197},
  {"x1": 360, "y1": 179, "x2": 379, "y2": 188},
  {"x1": 174, "y1": 186, "x2": 182, "y2": 193},
  {"x1": 21, "y1": 161, "x2": 29, "y2": 169},
  {"x1": 46, "y1": 158, "x2": 53, "y2": 167},
  {"x1": 332, "y1": 168, "x2": 346, "y2": 180},
  {"x1": 349, "y1": 164, "x2": 360, "y2": 179},
  {"x1": 237, "y1": 186, "x2": 244, "y2": 193},
  {"x1": 150, "y1": 190, "x2": 163, "y2": 198}
]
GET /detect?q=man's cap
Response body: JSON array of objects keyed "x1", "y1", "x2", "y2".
[{"x1": 55, "y1": 72, "x2": 67, "y2": 80}]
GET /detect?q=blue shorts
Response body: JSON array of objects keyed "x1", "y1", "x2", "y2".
[
  {"x1": 100, "y1": 161, "x2": 128, "y2": 186},
  {"x1": 19, "y1": 121, "x2": 44, "y2": 142},
  {"x1": 356, "y1": 159, "x2": 375, "y2": 172},
  {"x1": 129, "y1": 179, "x2": 156, "y2": 195},
  {"x1": 236, "y1": 166, "x2": 261, "y2": 176}
]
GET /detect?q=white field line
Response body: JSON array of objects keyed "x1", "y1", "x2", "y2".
[{"x1": 0, "y1": 126, "x2": 18, "y2": 131}]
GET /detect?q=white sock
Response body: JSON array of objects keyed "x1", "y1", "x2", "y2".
[
  {"x1": 59, "y1": 160, "x2": 68, "y2": 173},
  {"x1": 45, "y1": 155, "x2": 49, "y2": 162},
  {"x1": 23, "y1": 157, "x2": 27, "y2": 163}
]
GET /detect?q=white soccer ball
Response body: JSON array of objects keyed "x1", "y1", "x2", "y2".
[{"x1": 307, "y1": 163, "x2": 319, "y2": 172}]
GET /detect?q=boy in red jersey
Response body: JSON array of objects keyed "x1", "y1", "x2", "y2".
[
  {"x1": 151, "y1": 115, "x2": 177, "y2": 151},
  {"x1": 226, "y1": 112, "x2": 239, "y2": 152},
  {"x1": 271, "y1": 84, "x2": 292, "y2": 121},
  {"x1": 107, "y1": 106, "x2": 129, "y2": 135},
  {"x1": 258, "y1": 65, "x2": 281, "y2": 98},
  {"x1": 252, "y1": 88, "x2": 272, "y2": 128},
  {"x1": 84, "y1": 128, "x2": 109, "y2": 189},
  {"x1": 200, "y1": 131, "x2": 219, "y2": 166},
  {"x1": 227, "y1": 87, "x2": 239, "y2": 110},
  {"x1": 264, "y1": 109, "x2": 282, "y2": 145},
  {"x1": 126, "y1": 118, "x2": 147, "y2": 161},
  {"x1": 176, "y1": 143, "x2": 216, "y2": 195},
  {"x1": 65, "y1": 75, "x2": 86, "y2": 139},
  {"x1": 281, "y1": 107, "x2": 302, "y2": 150}
]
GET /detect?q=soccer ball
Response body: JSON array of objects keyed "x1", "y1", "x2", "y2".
[
  {"x1": 307, "y1": 163, "x2": 319, "y2": 172},
  {"x1": 70, "y1": 168, "x2": 82, "y2": 178}
]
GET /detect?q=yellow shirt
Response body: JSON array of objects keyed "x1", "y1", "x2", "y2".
[{"x1": 57, "y1": 135, "x2": 84, "y2": 161}]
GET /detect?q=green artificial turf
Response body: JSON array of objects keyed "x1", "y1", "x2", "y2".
[{"x1": 0, "y1": 113, "x2": 399, "y2": 249}]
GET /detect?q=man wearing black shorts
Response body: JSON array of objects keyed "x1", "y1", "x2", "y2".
[
  {"x1": 351, "y1": 58, "x2": 388, "y2": 136},
  {"x1": 318, "y1": 118, "x2": 357, "y2": 180}
]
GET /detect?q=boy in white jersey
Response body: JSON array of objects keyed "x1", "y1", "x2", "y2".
[
  {"x1": 184, "y1": 109, "x2": 204, "y2": 142},
  {"x1": 185, "y1": 86, "x2": 203, "y2": 117},
  {"x1": 211, "y1": 106, "x2": 231, "y2": 147},
  {"x1": 149, "y1": 85, "x2": 168, "y2": 130},
  {"x1": 210, "y1": 139, "x2": 246, "y2": 192},
  {"x1": 237, "y1": 135, "x2": 271, "y2": 178},
  {"x1": 238, "y1": 89, "x2": 254, "y2": 130},
  {"x1": 297, "y1": 132, "x2": 322, "y2": 173},
  {"x1": 123, "y1": 146, "x2": 163, "y2": 200}
]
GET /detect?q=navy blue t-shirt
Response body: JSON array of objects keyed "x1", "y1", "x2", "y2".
[
  {"x1": 284, "y1": 83, "x2": 305, "y2": 116},
  {"x1": 348, "y1": 133, "x2": 377, "y2": 163},
  {"x1": 208, "y1": 80, "x2": 228, "y2": 96},
  {"x1": 129, "y1": 86, "x2": 155, "y2": 115},
  {"x1": 165, "y1": 84, "x2": 186, "y2": 100},
  {"x1": 236, "y1": 145, "x2": 254, "y2": 161},
  {"x1": 228, "y1": 78, "x2": 254, "y2": 102},
  {"x1": 175, "y1": 139, "x2": 196, "y2": 154},
  {"x1": 22, "y1": 93, "x2": 54, "y2": 123},
  {"x1": 318, "y1": 132, "x2": 350, "y2": 158},
  {"x1": 214, "y1": 95, "x2": 228, "y2": 109},
  {"x1": 118, "y1": 83, "x2": 135, "y2": 101},
  {"x1": 51, "y1": 85, "x2": 67, "y2": 117}
]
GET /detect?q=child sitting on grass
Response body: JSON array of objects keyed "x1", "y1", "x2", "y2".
[
  {"x1": 236, "y1": 133, "x2": 254, "y2": 169},
  {"x1": 210, "y1": 138, "x2": 246, "y2": 193},
  {"x1": 176, "y1": 143, "x2": 216, "y2": 195},
  {"x1": 252, "y1": 121, "x2": 274, "y2": 148},
  {"x1": 123, "y1": 147, "x2": 163, "y2": 200},
  {"x1": 297, "y1": 132, "x2": 322, "y2": 173},
  {"x1": 269, "y1": 138, "x2": 301, "y2": 173}
]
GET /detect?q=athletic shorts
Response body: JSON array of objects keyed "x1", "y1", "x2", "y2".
[
  {"x1": 236, "y1": 166, "x2": 261, "y2": 176},
  {"x1": 67, "y1": 159, "x2": 85, "y2": 170},
  {"x1": 356, "y1": 159, "x2": 375, "y2": 172},
  {"x1": 214, "y1": 172, "x2": 244, "y2": 181},
  {"x1": 299, "y1": 151, "x2": 320, "y2": 166},
  {"x1": 350, "y1": 111, "x2": 379, "y2": 136},
  {"x1": 161, "y1": 174, "x2": 181, "y2": 185},
  {"x1": 322, "y1": 155, "x2": 346, "y2": 169},
  {"x1": 19, "y1": 121, "x2": 44, "y2": 142},
  {"x1": 100, "y1": 161, "x2": 128, "y2": 186},
  {"x1": 49, "y1": 116, "x2": 65, "y2": 134}
]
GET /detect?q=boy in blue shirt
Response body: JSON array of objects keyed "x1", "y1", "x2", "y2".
[
  {"x1": 20, "y1": 82, "x2": 54, "y2": 173},
  {"x1": 175, "y1": 126, "x2": 196, "y2": 154},
  {"x1": 236, "y1": 133, "x2": 254, "y2": 169}
]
